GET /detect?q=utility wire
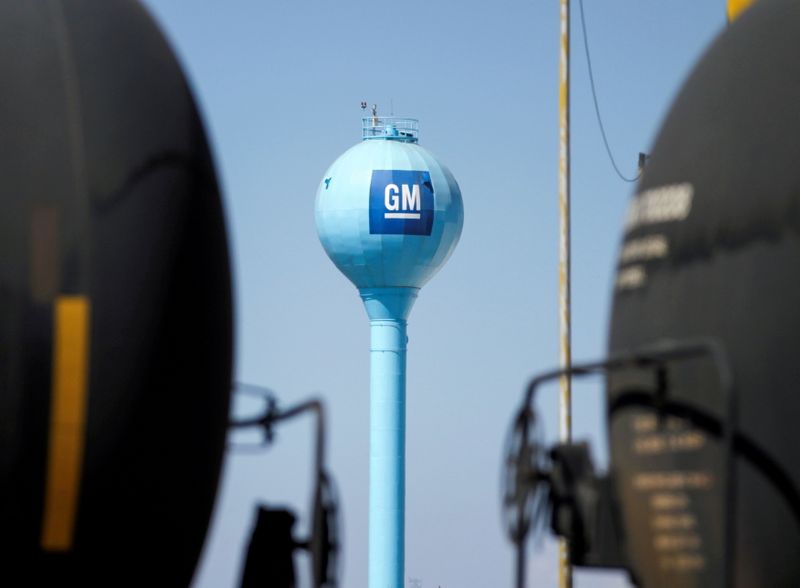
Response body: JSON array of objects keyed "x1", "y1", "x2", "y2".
[{"x1": 578, "y1": 0, "x2": 641, "y2": 183}]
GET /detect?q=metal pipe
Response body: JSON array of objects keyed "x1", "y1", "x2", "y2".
[
  {"x1": 228, "y1": 389, "x2": 326, "y2": 483},
  {"x1": 359, "y1": 286, "x2": 417, "y2": 588},
  {"x1": 558, "y1": 0, "x2": 573, "y2": 585},
  {"x1": 272, "y1": 400, "x2": 326, "y2": 482},
  {"x1": 368, "y1": 317, "x2": 407, "y2": 588}
]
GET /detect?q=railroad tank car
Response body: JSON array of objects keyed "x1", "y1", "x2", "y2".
[
  {"x1": 608, "y1": 0, "x2": 800, "y2": 585},
  {"x1": 0, "y1": 1, "x2": 233, "y2": 584}
]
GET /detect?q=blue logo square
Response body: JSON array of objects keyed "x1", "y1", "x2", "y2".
[{"x1": 369, "y1": 170, "x2": 434, "y2": 235}]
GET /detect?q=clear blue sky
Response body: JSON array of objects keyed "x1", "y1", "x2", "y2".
[{"x1": 141, "y1": 1, "x2": 726, "y2": 586}]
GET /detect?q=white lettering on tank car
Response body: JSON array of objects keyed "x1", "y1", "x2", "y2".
[
  {"x1": 616, "y1": 265, "x2": 647, "y2": 290},
  {"x1": 620, "y1": 235, "x2": 669, "y2": 263},
  {"x1": 625, "y1": 183, "x2": 694, "y2": 232}
]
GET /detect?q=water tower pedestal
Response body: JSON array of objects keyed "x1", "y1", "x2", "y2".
[{"x1": 361, "y1": 287, "x2": 418, "y2": 588}]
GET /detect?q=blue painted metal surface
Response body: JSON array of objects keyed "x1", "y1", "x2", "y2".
[
  {"x1": 315, "y1": 134, "x2": 463, "y2": 290},
  {"x1": 362, "y1": 286, "x2": 415, "y2": 588},
  {"x1": 316, "y1": 120, "x2": 463, "y2": 587}
]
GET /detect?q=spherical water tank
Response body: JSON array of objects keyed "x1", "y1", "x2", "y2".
[{"x1": 315, "y1": 118, "x2": 463, "y2": 293}]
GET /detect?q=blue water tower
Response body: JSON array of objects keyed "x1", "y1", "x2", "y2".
[{"x1": 316, "y1": 116, "x2": 464, "y2": 587}]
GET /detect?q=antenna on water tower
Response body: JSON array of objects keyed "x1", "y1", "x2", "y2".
[{"x1": 315, "y1": 115, "x2": 464, "y2": 587}]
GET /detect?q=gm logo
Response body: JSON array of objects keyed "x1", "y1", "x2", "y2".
[{"x1": 369, "y1": 170, "x2": 434, "y2": 235}]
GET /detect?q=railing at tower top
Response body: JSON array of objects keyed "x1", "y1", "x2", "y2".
[{"x1": 362, "y1": 117, "x2": 419, "y2": 142}]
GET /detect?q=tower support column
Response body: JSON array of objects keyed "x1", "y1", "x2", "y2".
[{"x1": 360, "y1": 287, "x2": 417, "y2": 588}]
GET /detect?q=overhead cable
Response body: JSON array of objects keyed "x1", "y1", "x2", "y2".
[{"x1": 578, "y1": 0, "x2": 642, "y2": 183}]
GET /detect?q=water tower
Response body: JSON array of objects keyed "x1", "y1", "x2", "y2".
[{"x1": 316, "y1": 115, "x2": 464, "y2": 587}]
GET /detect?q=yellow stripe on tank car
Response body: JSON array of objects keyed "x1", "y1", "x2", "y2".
[
  {"x1": 41, "y1": 295, "x2": 91, "y2": 551},
  {"x1": 728, "y1": 0, "x2": 756, "y2": 22}
]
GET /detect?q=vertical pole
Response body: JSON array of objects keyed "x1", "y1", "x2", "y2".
[
  {"x1": 558, "y1": 0, "x2": 573, "y2": 586},
  {"x1": 368, "y1": 317, "x2": 407, "y2": 588}
]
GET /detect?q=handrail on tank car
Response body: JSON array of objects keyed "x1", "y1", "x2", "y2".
[
  {"x1": 228, "y1": 383, "x2": 327, "y2": 484},
  {"x1": 514, "y1": 338, "x2": 738, "y2": 588},
  {"x1": 227, "y1": 384, "x2": 339, "y2": 587}
]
